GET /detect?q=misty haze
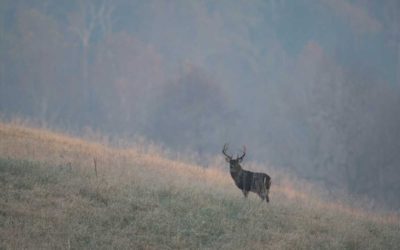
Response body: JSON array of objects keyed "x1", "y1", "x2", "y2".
[{"x1": 1, "y1": 0, "x2": 400, "y2": 211}]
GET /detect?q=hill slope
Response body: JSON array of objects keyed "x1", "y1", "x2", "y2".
[{"x1": 0, "y1": 122, "x2": 399, "y2": 249}]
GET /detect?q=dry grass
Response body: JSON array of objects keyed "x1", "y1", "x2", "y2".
[{"x1": 0, "y1": 122, "x2": 399, "y2": 249}]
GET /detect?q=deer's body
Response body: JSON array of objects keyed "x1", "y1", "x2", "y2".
[{"x1": 223, "y1": 144, "x2": 271, "y2": 202}]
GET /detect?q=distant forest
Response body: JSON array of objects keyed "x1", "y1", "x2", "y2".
[{"x1": 1, "y1": 0, "x2": 400, "y2": 209}]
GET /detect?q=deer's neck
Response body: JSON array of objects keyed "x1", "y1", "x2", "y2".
[{"x1": 230, "y1": 164, "x2": 245, "y2": 189}]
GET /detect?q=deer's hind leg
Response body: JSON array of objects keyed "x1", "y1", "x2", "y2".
[
  {"x1": 254, "y1": 181, "x2": 267, "y2": 202},
  {"x1": 257, "y1": 190, "x2": 267, "y2": 202}
]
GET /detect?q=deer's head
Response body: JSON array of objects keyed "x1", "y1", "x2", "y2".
[{"x1": 222, "y1": 144, "x2": 246, "y2": 171}]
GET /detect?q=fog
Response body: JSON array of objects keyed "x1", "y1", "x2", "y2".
[{"x1": 1, "y1": 0, "x2": 399, "y2": 209}]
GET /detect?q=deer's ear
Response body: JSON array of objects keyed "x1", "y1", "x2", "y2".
[{"x1": 225, "y1": 157, "x2": 231, "y2": 163}]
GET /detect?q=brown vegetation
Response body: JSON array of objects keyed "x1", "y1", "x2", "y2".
[{"x1": 0, "y1": 122, "x2": 399, "y2": 249}]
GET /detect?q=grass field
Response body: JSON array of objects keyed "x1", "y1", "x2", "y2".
[{"x1": 0, "y1": 122, "x2": 399, "y2": 249}]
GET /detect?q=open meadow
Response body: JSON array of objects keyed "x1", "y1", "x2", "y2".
[{"x1": 0, "y1": 122, "x2": 399, "y2": 249}]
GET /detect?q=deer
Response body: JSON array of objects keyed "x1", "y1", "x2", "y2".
[{"x1": 222, "y1": 144, "x2": 271, "y2": 203}]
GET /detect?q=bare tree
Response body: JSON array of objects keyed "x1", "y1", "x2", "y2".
[{"x1": 68, "y1": 0, "x2": 115, "y2": 99}]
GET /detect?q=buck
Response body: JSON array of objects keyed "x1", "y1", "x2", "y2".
[{"x1": 222, "y1": 144, "x2": 271, "y2": 202}]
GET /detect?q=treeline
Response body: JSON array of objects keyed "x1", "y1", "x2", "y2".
[
  {"x1": 0, "y1": 1, "x2": 232, "y2": 149},
  {"x1": 1, "y1": 0, "x2": 400, "y2": 209}
]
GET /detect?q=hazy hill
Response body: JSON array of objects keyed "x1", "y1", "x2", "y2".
[{"x1": 0, "y1": 122, "x2": 399, "y2": 249}]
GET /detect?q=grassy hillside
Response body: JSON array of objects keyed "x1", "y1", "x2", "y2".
[{"x1": 0, "y1": 122, "x2": 399, "y2": 249}]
